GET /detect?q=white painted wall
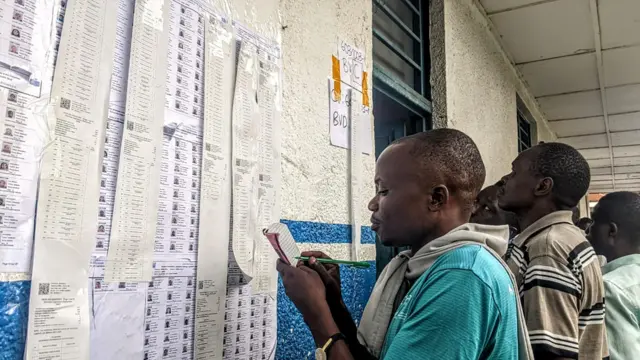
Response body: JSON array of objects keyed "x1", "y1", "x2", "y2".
[
  {"x1": 215, "y1": 0, "x2": 376, "y2": 261},
  {"x1": 432, "y1": 0, "x2": 557, "y2": 185},
  {"x1": 279, "y1": 0, "x2": 375, "y2": 228}
]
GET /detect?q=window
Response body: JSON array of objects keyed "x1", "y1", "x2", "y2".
[
  {"x1": 372, "y1": 0, "x2": 431, "y2": 158},
  {"x1": 372, "y1": 0, "x2": 431, "y2": 276},
  {"x1": 517, "y1": 110, "x2": 532, "y2": 152}
]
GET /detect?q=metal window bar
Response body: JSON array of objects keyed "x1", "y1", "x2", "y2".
[
  {"x1": 517, "y1": 111, "x2": 532, "y2": 152},
  {"x1": 373, "y1": 0, "x2": 427, "y2": 97},
  {"x1": 373, "y1": 29, "x2": 421, "y2": 71},
  {"x1": 373, "y1": 0, "x2": 420, "y2": 42},
  {"x1": 402, "y1": 0, "x2": 419, "y2": 14},
  {"x1": 373, "y1": 63, "x2": 432, "y2": 117},
  {"x1": 416, "y1": 0, "x2": 427, "y2": 98}
]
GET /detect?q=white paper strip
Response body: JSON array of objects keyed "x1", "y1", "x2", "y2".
[
  {"x1": 193, "y1": 14, "x2": 234, "y2": 360},
  {"x1": 106, "y1": 0, "x2": 170, "y2": 282},
  {"x1": 25, "y1": 0, "x2": 118, "y2": 358}
]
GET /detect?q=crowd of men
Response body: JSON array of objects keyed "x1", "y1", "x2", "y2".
[{"x1": 277, "y1": 128, "x2": 639, "y2": 359}]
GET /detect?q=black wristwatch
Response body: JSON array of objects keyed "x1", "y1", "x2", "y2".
[{"x1": 315, "y1": 333, "x2": 347, "y2": 359}]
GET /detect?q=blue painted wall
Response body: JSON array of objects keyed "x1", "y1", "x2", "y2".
[
  {"x1": 276, "y1": 220, "x2": 377, "y2": 359},
  {"x1": 276, "y1": 263, "x2": 376, "y2": 359},
  {"x1": 0, "y1": 221, "x2": 376, "y2": 360},
  {"x1": 0, "y1": 281, "x2": 30, "y2": 360}
]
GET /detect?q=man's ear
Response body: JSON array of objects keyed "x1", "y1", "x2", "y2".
[
  {"x1": 607, "y1": 222, "x2": 618, "y2": 246},
  {"x1": 428, "y1": 185, "x2": 450, "y2": 211},
  {"x1": 534, "y1": 177, "x2": 553, "y2": 197}
]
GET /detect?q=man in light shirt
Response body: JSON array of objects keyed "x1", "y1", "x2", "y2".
[{"x1": 587, "y1": 191, "x2": 640, "y2": 359}]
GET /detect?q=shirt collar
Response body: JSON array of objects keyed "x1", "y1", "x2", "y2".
[
  {"x1": 602, "y1": 254, "x2": 640, "y2": 275},
  {"x1": 512, "y1": 210, "x2": 574, "y2": 247}
]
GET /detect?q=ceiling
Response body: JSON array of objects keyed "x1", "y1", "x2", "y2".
[{"x1": 480, "y1": 0, "x2": 640, "y2": 193}]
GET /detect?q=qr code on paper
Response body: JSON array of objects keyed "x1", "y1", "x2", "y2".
[
  {"x1": 38, "y1": 283, "x2": 50, "y2": 295},
  {"x1": 60, "y1": 97, "x2": 71, "y2": 110}
]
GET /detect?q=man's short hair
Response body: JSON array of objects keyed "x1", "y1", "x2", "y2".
[
  {"x1": 576, "y1": 217, "x2": 593, "y2": 231},
  {"x1": 530, "y1": 142, "x2": 590, "y2": 208},
  {"x1": 395, "y1": 129, "x2": 486, "y2": 211},
  {"x1": 594, "y1": 191, "x2": 640, "y2": 239}
]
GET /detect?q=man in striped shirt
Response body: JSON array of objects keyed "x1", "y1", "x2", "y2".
[{"x1": 498, "y1": 142, "x2": 608, "y2": 360}]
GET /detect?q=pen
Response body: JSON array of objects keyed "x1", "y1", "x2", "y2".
[{"x1": 295, "y1": 256, "x2": 371, "y2": 269}]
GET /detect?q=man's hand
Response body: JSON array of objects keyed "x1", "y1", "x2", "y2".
[
  {"x1": 299, "y1": 251, "x2": 342, "y2": 302},
  {"x1": 277, "y1": 259, "x2": 339, "y2": 346},
  {"x1": 299, "y1": 253, "x2": 364, "y2": 348},
  {"x1": 277, "y1": 259, "x2": 329, "y2": 319}
]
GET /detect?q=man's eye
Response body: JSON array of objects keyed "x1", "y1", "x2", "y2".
[
  {"x1": 377, "y1": 190, "x2": 388, "y2": 195},
  {"x1": 483, "y1": 205, "x2": 491, "y2": 211}
]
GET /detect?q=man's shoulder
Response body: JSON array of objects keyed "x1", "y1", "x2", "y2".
[
  {"x1": 432, "y1": 245, "x2": 514, "y2": 295},
  {"x1": 432, "y1": 244, "x2": 496, "y2": 272},
  {"x1": 523, "y1": 222, "x2": 594, "y2": 264},
  {"x1": 604, "y1": 263, "x2": 640, "y2": 292}
]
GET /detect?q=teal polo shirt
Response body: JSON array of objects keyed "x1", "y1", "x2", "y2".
[
  {"x1": 380, "y1": 245, "x2": 519, "y2": 359},
  {"x1": 602, "y1": 254, "x2": 640, "y2": 359}
]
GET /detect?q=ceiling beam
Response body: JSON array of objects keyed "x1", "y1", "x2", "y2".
[
  {"x1": 547, "y1": 110, "x2": 640, "y2": 122},
  {"x1": 515, "y1": 43, "x2": 640, "y2": 66},
  {"x1": 535, "y1": 82, "x2": 640, "y2": 100},
  {"x1": 589, "y1": 0, "x2": 616, "y2": 191},
  {"x1": 485, "y1": 0, "x2": 563, "y2": 16}
]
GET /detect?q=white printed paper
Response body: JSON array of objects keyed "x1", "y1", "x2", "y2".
[
  {"x1": 153, "y1": 0, "x2": 206, "y2": 264},
  {"x1": 0, "y1": 0, "x2": 62, "y2": 274},
  {"x1": 16, "y1": 1, "x2": 282, "y2": 359},
  {"x1": 193, "y1": 14, "x2": 234, "y2": 360},
  {"x1": 230, "y1": 27, "x2": 281, "y2": 296},
  {"x1": 25, "y1": 0, "x2": 119, "y2": 359},
  {"x1": 106, "y1": 0, "x2": 171, "y2": 282},
  {"x1": 90, "y1": 273, "x2": 147, "y2": 360},
  {"x1": 0, "y1": 0, "x2": 57, "y2": 97},
  {"x1": 224, "y1": 23, "x2": 281, "y2": 359},
  {"x1": 0, "y1": 88, "x2": 43, "y2": 272},
  {"x1": 142, "y1": 261, "x2": 197, "y2": 360},
  {"x1": 360, "y1": 106, "x2": 373, "y2": 155},
  {"x1": 94, "y1": 0, "x2": 135, "y2": 256},
  {"x1": 230, "y1": 40, "x2": 259, "y2": 282}
]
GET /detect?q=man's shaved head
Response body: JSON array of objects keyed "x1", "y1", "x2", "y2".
[
  {"x1": 394, "y1": 129, "x2": 486, "y2": 211},
  {"x1": 588, "y1": 191, "x2": 640, "y2": 261},
  {"x1": 369, "y1": 128, "x2": 486, "y2": 250}
]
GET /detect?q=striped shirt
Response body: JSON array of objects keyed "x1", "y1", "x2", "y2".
[{"x1": 505, "y1": 211, "x2": 609, "y2": 359}]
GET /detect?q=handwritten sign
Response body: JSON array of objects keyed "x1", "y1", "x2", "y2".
[
  {"x1": 329, "y1": 80, "x2": 350, "y2": 149},
  {"x1": 338, "y1": 39, "x2": 365, "y2": 92},
  {"x1": 328, "y1": 79, "x2": 372, "y2": 154}
]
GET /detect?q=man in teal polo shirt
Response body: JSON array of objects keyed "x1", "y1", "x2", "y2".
[
  {"x1": 277, "y1": 129, "x2": 532, "y2": 359},
  {"x1": 587, "y1": 191, "x2": 640, "y2": 359}
]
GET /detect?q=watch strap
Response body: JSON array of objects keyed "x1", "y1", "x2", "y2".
[{"x1": 321, "y1": 333, "x2": 346, "y2": 354}]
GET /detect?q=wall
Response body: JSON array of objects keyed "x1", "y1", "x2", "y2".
[
  {"x1": 431, "y1": 0, "x2": 557, "y2": 185},
  {"x1": 211, "y1": 0, "x2": 379, "y2": 357},
  {"x1": 578, "y1": 196, "x2": 590, "y2": 218},
  {"x1": 0, "y1": 0, "x2": 378, "y2": 359},
  {"x1": 276, "y1": 0, "x2": 377, "y2": 358}
]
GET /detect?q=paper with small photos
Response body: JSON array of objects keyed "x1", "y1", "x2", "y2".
[{"x1": 26, "y1": 0, "x2": 119, "y2": 359}]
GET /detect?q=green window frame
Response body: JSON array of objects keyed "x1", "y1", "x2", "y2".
[{"x1": 372, "y1": 0, "x2": 432, "y2": 277}]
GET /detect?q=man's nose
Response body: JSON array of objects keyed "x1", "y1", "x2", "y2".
[{"x1": 368, "y1": 196, "x2": 378, "y2": 212}]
